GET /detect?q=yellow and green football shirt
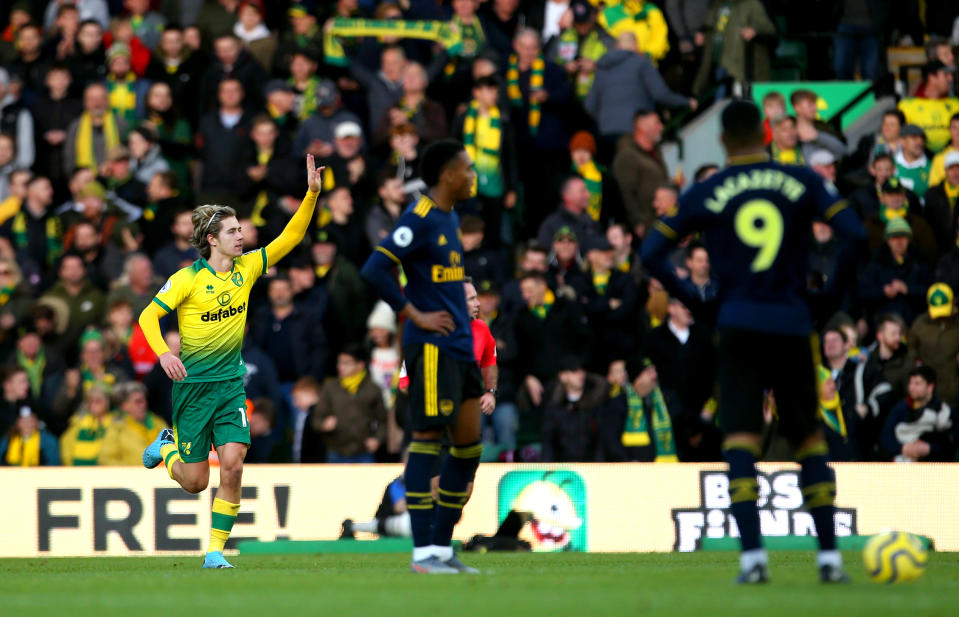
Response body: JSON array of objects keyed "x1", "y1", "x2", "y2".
[{"x1": 151, "y1": 248, "x2": 267, "y2": 383}]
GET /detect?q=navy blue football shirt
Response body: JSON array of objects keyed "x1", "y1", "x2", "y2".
[
  {"x1": 361, "y1": 195, "x2": 474, "y2": 362},
  {"x1": 641, "y1": 154, "x2": 865, "y2": 336}
]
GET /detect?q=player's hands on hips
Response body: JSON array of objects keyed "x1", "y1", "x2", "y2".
[
  {"x1": 480, "y1": 392, "x2": 496, "y2": 415},
  {"x1": 159, "y1": 351, "x2": 187, "y2": 382},
  {"x1": 413, "y1": 310, "x2": 455, "y2": 335},
  {"x1": 306, "y1": 154, "x2": 325, "y2": 193}
]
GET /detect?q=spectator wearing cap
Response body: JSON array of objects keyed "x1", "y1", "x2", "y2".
[
  {"x1": 144, "y1": 25, "x2": 203, "y2": 116},
  {"x1": 293, "y1": 79, "x2": 364, "y2": 158},
  {"x1": 198, "y1": 33, "x2": 268, "y2": 117},
  {"x1": 547, "y1": 0, "x2": 609, "y2": 103},
  {"x1": 104, "y1": 42, "x2": 150, "y2": 136},
  {"x1": 909, "y1": 283, "x2": 959, "y2": 402},
  {"x1": 196, "y1": 78, "x2": 251, "y2": 205},
  {"x1": 0, "y1": 176, "x2": 62, "y2": 273},
  {"x1": 0, "y1": 405, "x2": 60, "y2": 466},
  {"x1": 586, "y1": 31, "x2": 694, "y2": 142},
  {"x1": 859, "y1": 218, "x2": 933, "y2": 324},
  {"x1": 540, "y1": 355, "x2": 608, "y2": 462},
  {"x1": 366, "y1": 300, "x2": 400, "y2": 408},
  {"x1": 573, "y1": 234, "x2": 639, "y2": 372},
  {"x1": 899, "y1": 60, "x2": 959, "y2": 153},
  {"x1": 64, "y1": 83, "x2": 122, "y2": 176},
  {"x1": 924, "y1": 149, "x2": 959, "y2": 256},
  {"x1": 547, "y1": 225, "x2": 589, "y2": 294},
  {"x1": 0, "y1": 68, "x2": 35, "y2": 171},
  {"x1": 597, "y1": 357, "x2": 679, "y2": 462},
  {"x1": 864, "y1": 178, "x2": 938, "y2": 265},
  {"x1": 569, "y1": 129, "x2": 623, "y2": 229},
  {"x1": 512, "y1": 270, "x2": 591, "y2": 416},
  {"x1": 319, "y1": 120, "x2": 373, "y2": 197},
  {"x1": 613, "y1": 109, "x2": 668, "y2": 237},
  {"x1": 895, "y1": 124, "x2": 933, "y2": 198},
  {"x1": 537, "y1": 176, "x2": 603, "y2": 250},
  {"x1": 929, "y1": 112, "x2": 959, "y2": 187},
  {"x1": 809, "y1": 149, "x2": 838, "y2": 185},
  {"x1": 262, "y1": 79, "x2": 298, "y2": 147},
  {"x1": 692, "y1": 0, "x2": 775, "y2": 96},
  {"x1": 233, "y1": 0, "x2": 276, "y2": 72},
  {"x1": 97, "y1": 380, "x2": 170, "y2": 465},
  {"x1": 274, "y1": 1, "x2": 324, "y2": 77},
  {"x1": 453, "y1": 74, "x2": 518, "y2": 247},
  {"x1": 881, "y1": 365, "x2": 958, "y2": 462}
]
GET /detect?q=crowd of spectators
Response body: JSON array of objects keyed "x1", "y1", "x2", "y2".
[{"x1": 2, "y1": 0, "x2": 959, "y2": 467}]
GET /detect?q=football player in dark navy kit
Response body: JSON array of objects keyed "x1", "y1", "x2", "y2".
[
  {"x1": 641, "y1": 101, "x2": 866, "y2": 584},
  {"x1": 361, "y1": 140, "x2": 485, "y2": 574}
]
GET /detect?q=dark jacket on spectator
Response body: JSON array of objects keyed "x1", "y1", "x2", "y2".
[
  {"x1": 510, "y1": 58, "x2": 573, "y2": 153},
  {"x1": 863, "y1": 211, "x2": 938, "y2": 265},
  {"x1": 597, "y1": 385, "x2": 679, "y2": 462},
  {"x1": 612, "y1": 134, "x2": 668, "y2": 230},
  {"x1": 934, "y1": 246, "x2": 959, "y2": 294},
  {"x1": 828, "y1": 356, "x2": 894, "y2": 461},
  {"x1": 540, "y1": 373, "x2": 607, "y2": 462},
  {"x1": 922, "y1": 182, "x2": 958, "y2": 258},
  {"x1": 881, "y1": 396, "x2": 957, "y2": 461},
  {"x1": 249, "y1": 304, "x2": 328, "y2": 385},
  {"x1": 196, "y1": 110, "x2": 252, "y2": 201},
  {"x1": 311, "y1": 373, "x2": 386, "y2": 457},
  {"x1": 32, "y1": 94, "x2": 83, "y2": 182},
  {"x1": 513, "y1": 296, "x2": 591, "y2": 385},
  {"x1": 536, "y1": 208, "x2": 603, "y2": 251},
  {"x1": 197, "y1": 48, "x2": 268, "y2": 117},
  {"x1": 909, "y1": 312, "x2": 959, "y2": 404},
  {"x1": 858, "y1": 244, "x2": 932, "y2": 324},
  {"x1": 586, "y1": 48, "x2": 689, "y2": 137},
  {"x1": 573, "y1": 268, "x2": 640, "y2": 372}
]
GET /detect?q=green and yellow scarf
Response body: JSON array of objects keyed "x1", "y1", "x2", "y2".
[
  {"x1": 463, "y1": 101, "x2": 503, "y2": 198},
  {"x1": 574, "y1": 159, "x2": 603, "y2": 221},
  {"x1": 530, "y1": 288, "x2": 555, "y2": 320},
  {"x1": 324, "y1": 18, "x2": 466, "y2": 67},
  {"x1": 11, "y1": 212, "x2": 62, "y2": 266},
  {"x1": 69, "y1": 413, "x2": 109, "y2": 466},
  {"x1": 879, "y1": 204, "x2": 908, "y2": 222},
  {"x1": 289, "y1": 75, "x2": 321, "y2": 120},
  {"x1": 817, "y1": 366, "x2": 847, "y2": 439},
  {"x1": 5, "y1": 431, "x2": 40, "y2": 466},
  {"x1": 251, "y1": 148, "x2": 273, "y2": 226},
  {"x1": 107, "y1": 72, "x2": 138, "y2": 133},
  {"x1": 507, "y1": 54, "x2": 545, "y2": 136},
  {"x1": 17, "y1": 348, "x2": 46, "y2": 398},
  {"x1": 75, "y1": 110, "x2": 120, "y2": 171},
  {"x1": 622, "y1": 383, "x2": 677, "y2": 461}
]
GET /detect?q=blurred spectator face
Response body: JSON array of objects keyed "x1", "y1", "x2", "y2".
[
  {"x1": 514, "y1": 31, "x2": 540, "y2": 66},
  {"x1": 934, "y1": 43, "x2": 955, "y2": 68},
  {"x1": 125, "y1": 0, "x2": 150, "y2": 16},
  {"x1": 812, "y1": 220, "x2": 834, "y2": 243},
  {"x1": 292, "y1": 382, "x2": 320, "y2": 410},
  {"x1": 902, "y1": 134, "x2": 925, "y2": 158},
  {"x1": 215, "y1": 36, "x2": 242, "y2": 67},
  {"x1": 887, "y1": 233, "x2": 909, "y2": 260},
  {"x1": 472, "y1": 83, "x2": 498, "y2": 109},
  {"x1": 147, "y1": 174, "x2": 172, "y2": 201},
  {"x1": 17, "y1": 332, "x2": 41, "y2": 359},
  {"x1": 251, "y1": 120, "x2": 278, "y2": 150},
  {"x1": 128, "y1": 256, "x2": 153, "y2": 289},
  {"x1": 311, "y1": 241, "x2": 337, "y2": 266},
  {"x1": 16, "y1": 411, "x2": 38, "y2": 437},
  {"x1": 907, "y1": 374, "x2": 935, "y2": 404},
  {"x1": 8, "y1": 8, "x2": 30, "y2": 32},
  {"x1": 8, "y1": 171, "x2": 29, "y2": 200},
  {"x1": 108, "y1": 302, "x2": 133, "y2": 330},
  {"x1": 606, "y1": 225, "x2": 631, "y2": 253},
  {"x1": 86, "y1": 389, "x2": 110, "y2": 418},
  {"x1": 369, "y1": 327, "x2": 392, "y2": 347},
  {"x1": 521, "y1": 248, "x2": 547, "y2": 272},
  {"x1": 84, "y1": 84, "x2": 109, "y2": 117},
  {"x1": 520, "y1": 276, "x2": 547, "y2": 307},
  {"x1": 26, "y1": 177, "x2": 54, "y2": 208},
  {"x1": 570, "y1": 147, "x2": 592, "y2": 167},
  {"x1": 0, "y1": 135, "x2": 15, "y2": 167},
  {"x1": 453, "y1": 0, "x2": 478, "y2": 19},
  {"x1": 70, "y1": 168, "x2": 96, "y2": 197},
  {"x1": 878, "y1": 320, "x2": 902, "y2": 352},
  {"x1": 128, "y1": 131, "x2": 152, "y2": 159},
  {"x1": 238, "y1": 3, "x2": 263, "y2": 29},
  {"x1": 460, "y1": 229, "x2": 483, "y2": 251},
  {"x1": 249, "y1": 408, "x2": 271, "y2": 437},
  {"x1": 120, "y1": 387, "x2": 149, "y2": 422},
  {"x1": 109, "y1": 54, "x2": 132, "y2": 76},
  {"x1": 403, "y1": 63, "x2": 428, "y2": 94},
  {"x1": 586, "y1": 247, "x2": 613, "y2": 272},
  {"x1": 81, "y1": 193, "x2": 105, "y2": 219},
  {"x1": 390, "y1": 130, "x2": 418, "y2": 156},
  {"x1": 381, "y1": 48, "x2": 407, "y2": 82},
  {"x1": 686, "y1": 247, "x2": 710, "y2": 280},
  {"x1": 184, "y1": 26, "x2": 202, "y2": 50},
  {"x1": 879, "y1": 189, "x2": 905, "y2": 210},
  {"x1": 81, "y1": 339, "x2": 105, "y2": 370},
  {"x1": 147, "y1": 82, "x2": 173, "y2": 113},
  {"x1": 17, "y1": 25, "x2": 41, "y2": 57},
  {"x1": 73, "y1": 222, "x2": 100, "y2": 252},
  {"x1": 792, "y1": 97, "x2": 817, "y2": 121},
  {"x1": 947, "y1": 162, "x2": 959, "y2": 186},
  {"x1": 113, "y1": 19, "x2": 135, "y2": 44},
  {"x1": 268, "y1": 278, "x2": 294, "y2": 307},
  {"x1": 335, "y1": 134, "x2": 362, "y2": 159},
  {"x1": 478, "y1": 289, "x2": 499, "y2": 317},
  {"x1": 78, "y1": 21, "x2": 103, "y2": 53},
  {"x1": 928, "y1": 69, "x2": 953, "y2": 98},
  {"x1": 0, "y1": 259, "x2": 18, "y2": 290},
  {"x1": 633, "y1": 363, "x2": 658, "y2": 395},
  {"x1": 880, "y1": 113, "x2": 901, "y2": 142},
  {"x1": 822, "y1": 330, "x2": 845, "y2": 362},
  {"x1": 328, "y1": 187, "x2": 354, "y2": 218},
  {"x1": 290, "y1": 53, "x2": 316, "y2": 81},
  {"x1": 291, "y1": 13, "x2": 316, "y2": 36},
  {"x1": 464, "y1": 282, "x2": 480, "y2": 319},
  {"x1": 267, "y1": 89, "x2": 295, "y2": 115},
  {"x1": 239, "y1": 218, "x2": 258, "y2": 249},
  {"x1": 812, "y1": 160, "x2": 836, "y2": 183},
  {"x1": 561, "y1": 178, "x2": 589, "y2": 214},
  {"x1": 667, "y1": 299, "x2": 692, "y2": 329},
  {"x1": 59, "y1": 255, "x2": 86, "y2": 286},
  {"x1": 762, "y1": 99, "x2": 785, "y2": 121},
  {"x1": 772, "y1": 118, "x2": 797, "y2": 148},
  {"x1": 46, "y1": 68, "x2": 72, "y2": 96},
  {"x1": 559, "y1": 367, "x2": 586, "y2": 392},
  {"x1": 218, "y1": 79, "x2": 244, "y2": 109},
  {"x1": 652, "y1": 186, "x2": 678, "y2": 217},
  {"x1": 553, "y1": 235, "x2": 578, "y2": 263},
  {"x1": 3, "y1": 369, "x2": 29, "y2": 402},
  {"x1": 472, "y1": 57, "x2": 497, "y2": 80},
  {"x1": 288, "y1": 263, "x2": 315, "y2": 293},
  {"x1": 159, "y1": 28, "x2": 184, "y2": 59},
  {"x1": 606, "y1": 360, "x2": 627, "y2": 387},
  {"x1": 870, "y1": 157, "x2": 894, "y2": 185},
  {"x1": 634, "y1": 112, "x2": 664, "y2": 145},
  {"x1": 378, "y1": 177, "x2": 405, "y2": 205},
  {"x1": 337, "y1": 353, "x2": 364, "y2": 379}
]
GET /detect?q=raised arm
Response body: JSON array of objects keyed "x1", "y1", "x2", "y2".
[{"x1": 264, "y1": 155, "x2": 325, "y2": 268}]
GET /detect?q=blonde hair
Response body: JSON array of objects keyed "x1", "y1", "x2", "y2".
[{"x1": 191, "y1": 204, "x2": 237, "y2": 259}]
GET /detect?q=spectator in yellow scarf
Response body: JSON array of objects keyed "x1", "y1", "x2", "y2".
[
  {"x1": 60, "y1": 386, "x2": 113, "y2": 465},
  {"x1": 98, "y1": 381, "x2": 170, "y2": 465},
  {"x1": 0, "y1": 407, "x2": 60, "y2": 466}
]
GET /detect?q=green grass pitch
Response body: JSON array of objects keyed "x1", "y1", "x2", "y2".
[{"x1": 1, "y1": 552, "x2": 957, "y2": 617}]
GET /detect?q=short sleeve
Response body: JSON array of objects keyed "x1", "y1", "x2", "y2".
[
  {"x1": 374, "y1": 212, "x2": 427, "y2": 266},
  {"x1": 236, "y1": 247, "x2": 268, "y2": 282},
  {"x1": 152, "y1": 268, "x2": 192, "y2": 314},
  {"x1": 480, "y1": 325, "x2": 497, "y2": 368}
]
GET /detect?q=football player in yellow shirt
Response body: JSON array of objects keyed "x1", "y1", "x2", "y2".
[{"x1": 139, "y1": 155, "x2": 324, "y2": 568}]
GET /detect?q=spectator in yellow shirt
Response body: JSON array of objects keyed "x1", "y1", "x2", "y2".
[
  {"x1": 898, "y1": 61, "x2": 959, "y2": 153},
  {"x1": 98, "y1": 381, "x2": 170, "y2": 465}
]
